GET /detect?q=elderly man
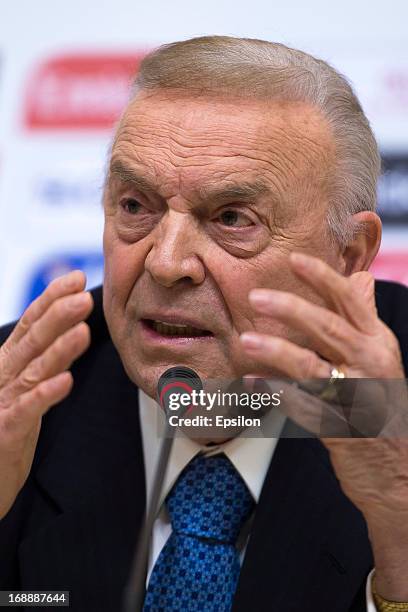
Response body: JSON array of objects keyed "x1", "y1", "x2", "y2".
[{"x1": 0, "y1": 35, "x2": 408, "y2": 612}]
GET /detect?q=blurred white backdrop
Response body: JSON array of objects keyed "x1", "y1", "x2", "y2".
[{"x1": 0, "y1": 0, "x2": 407, "y2": 324}]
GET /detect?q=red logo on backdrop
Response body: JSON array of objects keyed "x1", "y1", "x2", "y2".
[
  {"x1": 24, "y1": 53, "x2": 146, "y2": 130},
  {"x1": 370, "y1": 250, "x2": 408, "y2": 287}
]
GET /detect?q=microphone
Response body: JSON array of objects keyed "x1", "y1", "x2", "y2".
[
  {"x1": 123, "y1": 366, "x2": 202, "y2": 612},
  {"x1": 157, "y1": 366, "x2": 203, "y2": 416}
]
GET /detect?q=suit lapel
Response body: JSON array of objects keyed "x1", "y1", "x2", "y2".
[
  {"x1": 233, "y1": 436, "x2": 373, "y2": 612},
  {"x1": 17, "y1": 333, "x2": 146, "y2": 611}
]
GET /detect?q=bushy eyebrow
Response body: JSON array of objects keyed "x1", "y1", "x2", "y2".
[
  {"x1": 109, "y1": 159, "x2": 271, "y2": 203},
  {"x1": 109, "y1": 159, "x2": 157, "y2": 193},
  {"x1": 197, "y1": 180, "x2": 270, "y2": 203}
]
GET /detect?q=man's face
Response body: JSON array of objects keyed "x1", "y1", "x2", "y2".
[{"x1": 103, "y1": 91, "x2": 337, "y2": 397}]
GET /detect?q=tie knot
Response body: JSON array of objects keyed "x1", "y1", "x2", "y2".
[{"x1": 166, "y1": 454, "x2": 254, "y2": 545}]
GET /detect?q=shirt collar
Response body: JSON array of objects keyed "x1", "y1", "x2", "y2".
[{"x1": 138, "y1": 388, "x2": 286, "y2": 509}]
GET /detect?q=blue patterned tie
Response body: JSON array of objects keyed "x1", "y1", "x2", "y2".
[{"x1": 143, "y1": 453, "x2": 254, "y2": 611}]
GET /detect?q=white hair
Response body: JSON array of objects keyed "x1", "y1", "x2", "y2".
[{"x1": 129, "y1": 35, "x2": 380, "y2": 247}]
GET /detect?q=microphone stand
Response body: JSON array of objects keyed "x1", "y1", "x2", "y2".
[
  {"x1": 123, "y1": 419, "x2": 175, "y2": 612},
  {"x1": 123, "y1": 366, "x2": 202, "y2": 611}
]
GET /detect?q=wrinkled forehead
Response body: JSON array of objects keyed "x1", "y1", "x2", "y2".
[{"x1": 110, "y1": 91, "x2": 335, "y2": 198}]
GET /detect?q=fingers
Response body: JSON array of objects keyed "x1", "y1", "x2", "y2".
[
  {"x1": 0, "y1": 288, "x2": 93, "y2": 386},
  {"x1": 289, "y1": 253, "x2": 378, "y2": 333},
  {"x1": 240, "y1": 332, "x2": 332, "y2": 378},
  {"x1": 0, "y1": 322, "x2": 91, "y2": 407},
  {"x1": 4, "y1": 270, "x2": 87, "y2": 347},
  {"x1": 247, "y1": 289, "x2": 363, "y2": 365},
  {"x1": 348, "y1": 272, "x2": 377, "y2": 314},
  {"x1": 0, "y1": 271, "x2": 91, "y2": 518},
  {"x1": 0, "y1": 371, "x2": 74, "y2": 440}
]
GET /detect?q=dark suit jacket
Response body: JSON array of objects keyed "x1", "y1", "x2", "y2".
[{"x1": 0, "y1": 281, "x2": 407, "y2": 612}]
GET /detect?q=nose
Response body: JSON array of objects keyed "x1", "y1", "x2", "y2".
[{"x1": 144, "y1": 210, "x2": 206, "y2": 287}]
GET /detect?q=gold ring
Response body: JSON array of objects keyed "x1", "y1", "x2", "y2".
[
  {"x1": 318, "y1": 366, "x2": 346, "y2": 401},
  {"x1": 329, "y1": 367, "x2": 346, "y2": 380}
]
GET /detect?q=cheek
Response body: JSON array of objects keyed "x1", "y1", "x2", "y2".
[
  {"x1": 103, "y1": 222, "x2": 148, "y2": 313},
  {"x1": 211, "y1": 252, "x2": 297, "y2": 332}
]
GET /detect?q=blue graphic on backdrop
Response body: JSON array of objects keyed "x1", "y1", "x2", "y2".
[
  {"x1": 35, "y1": 176, "x2": 101, "y2": 209},
  {"x1": 23, "y1": 252, "x2": 104, "y2": 310}
]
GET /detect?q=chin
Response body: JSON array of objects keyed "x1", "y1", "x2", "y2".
[{"x1": 120, "y1": 360, "x2": 161, "y2": 399}]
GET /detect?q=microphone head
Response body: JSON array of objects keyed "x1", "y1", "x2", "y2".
[{"x1": 157, "y1": 366, "x2": 203, "y2": 415}]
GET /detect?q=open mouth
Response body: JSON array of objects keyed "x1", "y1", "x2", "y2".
[{"x1": 143, "y1": 319, "x2": 213, "y2": 338}]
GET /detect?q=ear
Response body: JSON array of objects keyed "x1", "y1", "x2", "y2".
[{"x1": 341, "y1": 211, "x2": 382, "y2": 276}]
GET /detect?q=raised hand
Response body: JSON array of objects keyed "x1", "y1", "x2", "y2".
[
  {"x1": 240, "y1": 252, "x2": 408, "y2": 601},
  {"x1": 0, "y1": 270, "x2": 93, "y2": 519}
]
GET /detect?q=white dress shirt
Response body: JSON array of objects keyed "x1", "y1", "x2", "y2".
[{"x1": 138, "y1": 389, "x2": 376, "y2": 610}]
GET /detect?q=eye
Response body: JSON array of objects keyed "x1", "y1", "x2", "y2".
[
  {"x1": 217, "y1": 209, "x2": 253, "y2": 227},
  {"x1": 121, "y1": 198, "x2": 141, "y2": 214}
]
